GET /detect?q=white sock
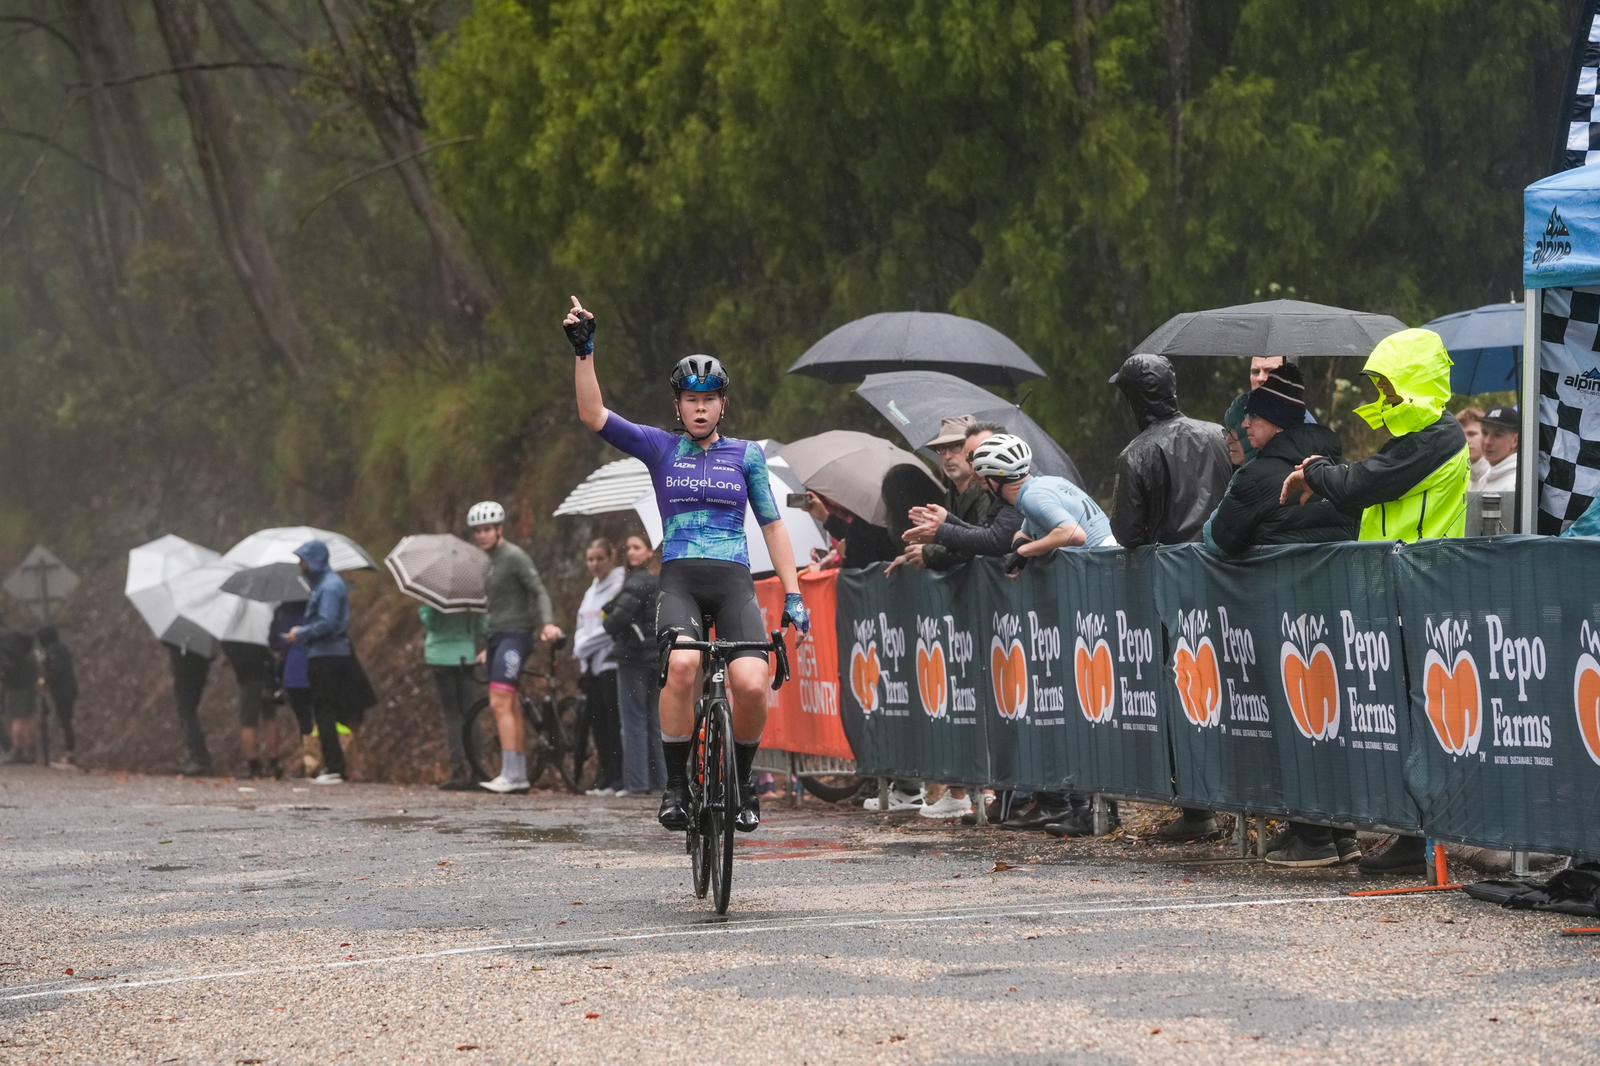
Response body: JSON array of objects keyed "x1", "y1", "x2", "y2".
[{"x1": 502, "y1": 751, "x2": 527, "y2": 781}]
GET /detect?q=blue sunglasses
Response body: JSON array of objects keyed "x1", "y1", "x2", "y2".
[{"x1": 679, "y1": 374, "x2": 727, "y2": 393}]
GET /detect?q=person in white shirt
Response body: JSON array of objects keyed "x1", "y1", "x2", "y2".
[
  {"x1": 1472, "y1": 406, "x2": 1519, "y2": 493},
  {"x1": 573, "y1": 539, "x2": 626, "y2": 795}
]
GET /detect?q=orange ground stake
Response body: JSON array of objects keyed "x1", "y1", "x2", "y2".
[
  {"x1": 1348, "y1": 884, "x2": 1464, "y2": 897},
  {"x1": 1559, "y1": 927, "x2": 1600, "y2": 936},
  {"x1": 1432, "y1": 842, "x2": 1450, "y2": 886}
]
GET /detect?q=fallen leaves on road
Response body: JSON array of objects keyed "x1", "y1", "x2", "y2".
[
  {"x1": 990, "y1": 861, "x2": 1015, "y2": 873},
  {"x1": 456, "y1": 1045, "x2": 480, "y2": 1052},
  {"x1": 584, "y1": 1012, "x2": 601, "y2": 1020},
  {"x1": 64, "y1": 968, "x2": 73, "y2": 976},
  {"x1": 1149, "y1": 1028, "x2": 1162, "y2": 1035},
  {"x1": 437, "y1": 860, "x2": 453, "y2": 868}
]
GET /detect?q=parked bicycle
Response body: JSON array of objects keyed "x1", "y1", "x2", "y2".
[
  {"x1": 661, "y1": 621, "x2": 790, "y2": 915},
  {"x1": 461, "y1": 638, "x2": 585, "y2": 791}
]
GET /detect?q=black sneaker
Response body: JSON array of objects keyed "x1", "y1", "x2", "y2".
[
  {"x1": 960, "y1": 797, "x2": 1007, "y2": 827},
  {"x1": 177, "y1": 759, "x2": 211, "y2": 777},
  {"x1": 657, "y1": 784, "x2": 690, "y2": 831},
  {"x1": 1265, "y1": 836, "x2": 1340, "y2": 867},
  {"x1": 438, "y1": 777, "x2": 478, "y2": 792},
  {"x1": 1005, "y1": 801, "x2": 1073, "y2": 830},
  {"x1": 1335, "y1": 833, "x2": 1363, "y2": 865},
  {"x1": 735, "y1": 790, "x2": 760, "y2": 833},
  {"x1": 1358, "y1": 836, "x2": 1427, "y2": 876}
]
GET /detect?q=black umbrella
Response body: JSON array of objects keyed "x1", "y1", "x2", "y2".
[
  {"x1": 856, "y1": 371, "x2": 1084, "y2": 487},
  {"x1": 1134, "y1": 299, "x2": 1407, "y2": 359},
  {"x1": 789, "y1": 311, "x2": 1046, "y2": 387}
]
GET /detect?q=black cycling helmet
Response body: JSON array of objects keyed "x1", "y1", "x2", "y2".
[{"x1": 669, "y1": 354, "x2": 729, "y2": 394}]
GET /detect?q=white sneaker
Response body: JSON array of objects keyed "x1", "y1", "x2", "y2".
[
  {"x1": 584, "y1": 787, "x2": 615, "y2": 797},
  {"x1": 480, "y1": 774, "x2": 530, "y2": 794},
  {"x1": 918, "y1": 794, "x2": 973, "y2": 819},
  {"x1": 312, "y1": 772, "x2": 344, "y2": 785},
  {"x1": 863, "y1": 787, "x2": 925, "y2": 812}
]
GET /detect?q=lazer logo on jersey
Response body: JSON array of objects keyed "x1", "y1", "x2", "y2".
[{"x1": 990, "y1": 613, "x2": 1028, "y2": 720}]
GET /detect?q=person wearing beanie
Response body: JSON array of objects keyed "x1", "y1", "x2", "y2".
[{"x1": 1205, "y1": 364, "x2": 1356, "y2": 557}]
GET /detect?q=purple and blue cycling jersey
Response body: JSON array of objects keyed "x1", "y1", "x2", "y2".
[{"x1": 598, "y1": 412, "x2": 782, "y2": 566}]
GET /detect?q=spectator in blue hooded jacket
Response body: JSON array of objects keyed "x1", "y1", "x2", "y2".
[{"x1": 285, "y1": 540, "x2": 353, "y2": 784}]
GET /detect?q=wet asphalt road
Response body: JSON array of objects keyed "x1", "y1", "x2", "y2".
[{"x1": 1, "y1": 766, "x2": 1596, "y2": 1065}]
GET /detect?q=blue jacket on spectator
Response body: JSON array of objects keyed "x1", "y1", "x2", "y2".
[
  {"x1": 270, "y1": 602, "x2": 310, "y2": 688},
  {"x1": 293, "y1": 540, "x2": 351, "y2": 658}
]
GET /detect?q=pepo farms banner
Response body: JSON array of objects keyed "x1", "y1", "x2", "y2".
[
  {"x1": 835, "y1": 563, "x2": 986, "y2": 782},
  {"x1": 1394, "y1": 537, "x2": 1600, "y2": 855},
  {"x1": 1154, "y1": 544, "x2": 1417, "y2": 829},
  {"x1": 754, "y1": 571, "x2": 854, "y2": 762}
]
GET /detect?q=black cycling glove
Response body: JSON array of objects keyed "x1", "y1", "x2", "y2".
[
  {"x1": 1002, "y1": 551, "x2": 1028, "y2": 576},
  {"x1": 565, "y1": 311, "x2": 595, "y2": 357}
]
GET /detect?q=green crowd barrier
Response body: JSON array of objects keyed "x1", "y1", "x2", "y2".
[{"x1": 835, "y1": 538, "x2": 1600, "y2": 857}]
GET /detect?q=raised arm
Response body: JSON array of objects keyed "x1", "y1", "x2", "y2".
[{"x1": 566, "y1": 295, "x2": 607, "y2": 431}]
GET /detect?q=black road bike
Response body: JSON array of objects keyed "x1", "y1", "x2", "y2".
[
  {"x1": 660, "y1": 622, "x2": 790, "y2": 915},
  {"x1": 462, "y1": 638, "x2": 585, "y2": 790}
]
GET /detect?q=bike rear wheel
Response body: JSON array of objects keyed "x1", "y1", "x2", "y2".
[
  {"x1": 706, "y1": 699, "x2": 737, "y2": 915},
  {"x1": 462, "y1": 696, "x2": 498, "y2": 782}
]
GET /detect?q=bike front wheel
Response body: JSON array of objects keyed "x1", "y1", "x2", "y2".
[
  {"x1": 706, "y1": 699, "x2": 737, "y2": 915},
  {"x1": 529, "y1": 694, "x2": 583, "y2": 792}
]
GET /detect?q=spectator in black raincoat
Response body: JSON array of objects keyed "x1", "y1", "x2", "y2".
[
  {"x1": 36, "y1": 627, "x2": 78, "y2": 768},
  {"x1": 1108, "y1": 352, "x2": 1232, "y2": 842}
]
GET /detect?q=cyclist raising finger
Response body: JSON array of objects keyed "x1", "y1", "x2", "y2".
[{"x1": 568, "y1": 295, "x2": 808, "y2": 833}]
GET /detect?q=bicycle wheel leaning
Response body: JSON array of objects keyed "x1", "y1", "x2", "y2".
[
  {"x1": 461, "y1": 695, "x2": 500, "y2": 783},
  {"x1": 706, "y1": 697, "x2": 737, "y2": 915},
  {"x1": 530, "y1": 694, "x2": 583, "y2": 792}
]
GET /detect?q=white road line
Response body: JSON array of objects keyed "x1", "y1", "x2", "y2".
[{"x1": 0, "y1": 892, "x2": 1409, "y2": 1004}]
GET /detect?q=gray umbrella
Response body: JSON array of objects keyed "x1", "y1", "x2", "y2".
[
  {"x1": 855, "y1": 371, "x2": 1084, "y2": 486},
  {"x1": 1134, "y1": 299, "x2": 1407, "y2": 359},
  {"x1": 384, "y1": 534, "x2": 490, "y2": 613},
  {"x1": 788, "y1": 311, "x2": 1046, "y2": 386},
  {"x1": 777, "y1": 431, "x2": 940, "y2": 527}
]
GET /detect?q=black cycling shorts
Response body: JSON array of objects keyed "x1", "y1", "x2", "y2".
[{"x1": 656, "y1": 559, "x2": 768, "y2": 663}]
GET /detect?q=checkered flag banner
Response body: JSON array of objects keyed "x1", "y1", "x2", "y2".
[
  {"x1": 1534, "y1": 2, "x2": 1600, "y2": 532},
  {"x1": 1560, "y1": 1, "x2": 1600, "y2": 169},
  {"x1": 1537, "y1": 287, "x2": 1600, "y2": 532}
]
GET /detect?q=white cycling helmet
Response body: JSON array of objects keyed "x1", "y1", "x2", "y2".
[
  {"x1": 466, "y1": 500, "x2": 506, "y2": 528},
  {"x1": 970, "y1": 433, "x2": 1033, "y2": 482}
]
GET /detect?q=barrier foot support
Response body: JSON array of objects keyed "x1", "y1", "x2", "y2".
[
  {"x1": 1233, "y1": 813, "x2": 1248, "y2": 859},
  {"x1": 1092, "y1": 795, "x2": 1109, "y2": 837},
  {"x1": 974, "y1": 786, "x2": 988, "y2": 827},
  {"x1": 876, "y1": 777, "x2": 890, "y2": 815},
  {"x1": 1513, "y1": 850, "x2": 1531, "y2": 877},
  {"x1": 1255, "y1": 816, "x2": 1268, "y2": 861}
]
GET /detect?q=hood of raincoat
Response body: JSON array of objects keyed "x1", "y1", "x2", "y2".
[
  {"x1": 1110, "y1": 353, "x2": 1180, "y2": 429},
  {"x1": 293, "y1": 540, "x2": 331, "y2": 582},
  {"x1": 1355, "y1": 328, "x2": 1454, "y2": 437}
]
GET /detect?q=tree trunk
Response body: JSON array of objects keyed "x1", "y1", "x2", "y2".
[{"x1": 152, "y1": 0, "x2": 312, "y2": 376}]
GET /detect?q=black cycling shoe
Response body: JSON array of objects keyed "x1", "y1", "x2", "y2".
[
  {"x1": 735, "y1": 791, "x2": 760, "y2": 833},
  {"x1": 658, "y1": 784, "x2": 690, "y2": 831}
]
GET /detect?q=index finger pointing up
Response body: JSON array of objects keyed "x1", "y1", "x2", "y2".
[{"x1": 569, "y1": 294, "x2": 584, "y2": 312}]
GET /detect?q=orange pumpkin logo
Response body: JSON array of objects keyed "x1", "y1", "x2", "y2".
[
  {"x1": 849, "y1": 643, "x2": 881, "y2": 714},
  {"x1": 1575, "y1": 653, "x2": 1600, "y2": 767},
  {"x1": 990, "y1": 636, "x2": 1028, "y2": 720},
  {"x1": 1173, "y1": 637, "x2": 1222, "y2": 728},
  {"x1": 1074, "y1": 638, "x2": 1115, "y2": 724},
  {"x1": 1423, "y1": 648, "x2": 1482, "y2": 757},
  {"x1": 916, "y1": 638, "x2": 948, "y2": 719},
  {"x1": 1280, "y1": 642, "x2": 1340, "y2": 742}
]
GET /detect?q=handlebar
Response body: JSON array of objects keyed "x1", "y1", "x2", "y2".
[{"x1": 657, "y1": 630, "x2": 792, "y2": 692}]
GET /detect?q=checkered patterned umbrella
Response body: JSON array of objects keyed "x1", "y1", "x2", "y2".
[{"x1": 384, "y1": 534, "x2": 489, "y2": 613}]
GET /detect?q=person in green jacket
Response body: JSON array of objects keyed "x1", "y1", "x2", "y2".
[
  {"x1": 421, "y1": 604, "x2": 487, "y2": 790},
  {"x1": 1279, "y1": 326, "x2": 1470, "y2": 876}
]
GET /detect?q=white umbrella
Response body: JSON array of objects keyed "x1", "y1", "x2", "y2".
[
  {"x1": 554, "y1": 442, "x2": 828, "y2": 574},
  {"x1": 221, "y1": 526, "x2": 377, "y2": 571},
  {"x1": 168, "y1": 562, "x2": 273, "y2": 646},
  {"x1": 124, "y1": 535, "x2": 222, "y2": 655},
  {"x1": 219, "y1": 526, "x2": 377, "y2": 603}
]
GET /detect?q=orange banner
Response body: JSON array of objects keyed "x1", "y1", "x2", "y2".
[{"x1": 755, "y1": 570, "x2": 855, "y2": 761}]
